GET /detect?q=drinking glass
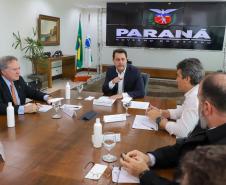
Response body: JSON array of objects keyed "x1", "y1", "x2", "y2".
[
  {"x1": 102, "y1": 132, "x2": 117, "y2": 163},
  {"x1": 76, "y1": 84, "x2": 83, "y2": 99},
  {"x1": 123, "y1": 101, "x2": 131, "y2": 117},
  {"x1": 52, "y1": 100, "x2": 62, "y2": 119}
]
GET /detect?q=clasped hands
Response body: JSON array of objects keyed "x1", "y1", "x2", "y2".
[
  {"x1": 146, "y1": 106, "x2": 170, "y2": 129},
  {"x1": 120, "y1": 150, "x2": 150, "y2": 177}
]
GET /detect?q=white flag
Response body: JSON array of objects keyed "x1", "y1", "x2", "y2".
[
  {"x1": 84, "y1": 13, "x2": 93, "y2": 68},
  {"x1": 85, "y1": 35, "x2": 92, "y2": 68}
]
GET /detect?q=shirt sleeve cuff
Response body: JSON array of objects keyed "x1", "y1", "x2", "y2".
[
  {"x1": 109, "y1": 80, "x2": 115, "y2": 89},
  {"x1": 147, "y1": 153, "x2": 156, "y2": 167},
  {"x1": 43, "y1": 95, "x2": 49, "y2": 101},
  {"x1": 18, "y1": 105, "x2": 25, "y2": 115}
]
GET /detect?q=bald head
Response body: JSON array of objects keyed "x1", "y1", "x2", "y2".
[{"x1": 200, "y1": 73, "x2": 226, "y2": 113}]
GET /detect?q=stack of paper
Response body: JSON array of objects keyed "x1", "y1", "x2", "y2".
[
  {"x1": 60, "y1": 104, "x2": 82, "y2": 110},
  {"x1": 85, "y1": 164, "x2": 107, "y2": 180},
  {"x1": 103, "y1": 114, "x2": 126, "y2": 123},
  {"x1": 38, "y1": 105, "x2": 52, "y2": 112},
  {"x1": 93, "y1": 96, "x2": 116, "y2": 107},
  {"x1": 112, "y1": 167, "x2": 139, "y2": 183},
  {"x1": 129, "y1": 101, "x2": 150, "y2": 110},
  {"x1": 132, "y1": 115, "x2": 158, "y2": 131}
]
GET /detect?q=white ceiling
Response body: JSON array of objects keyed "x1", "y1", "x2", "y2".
[{"x1": 70, "y1": 0, "x2": 226, "y2": 8}]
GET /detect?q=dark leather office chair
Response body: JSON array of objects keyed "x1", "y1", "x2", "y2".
[{"x1": 141, "y1": 72, "x2": 150, "y2": 96}]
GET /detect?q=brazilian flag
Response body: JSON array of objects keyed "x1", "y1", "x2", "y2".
[{"x1": 75, "y1": 19, "x2": 83, "y2": 69}]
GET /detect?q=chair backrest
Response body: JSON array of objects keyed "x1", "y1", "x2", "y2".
[{"x1": 141, "y1": 72, "x2": 150, "y2": 96}]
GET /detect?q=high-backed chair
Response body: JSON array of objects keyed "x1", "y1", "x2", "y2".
[{"x1": 141, "y1": 72, "x2": 150, "y2": 96}]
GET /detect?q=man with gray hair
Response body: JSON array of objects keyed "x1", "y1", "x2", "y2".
[
  {"x1": 0, "y1": 56, "x2": 50, "y2": 115},
  {"x1": 147, "y1": 58, "x2": 205, "y2": 138}
]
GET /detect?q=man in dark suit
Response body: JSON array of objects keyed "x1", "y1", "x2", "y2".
[
  {"x1": 120, "y1": 73, "x2": 226, "y2": 185},
  {"x1": 0, "y1": 56, "x2": 50, "y2": 115},
  {"x1": 102, "y1": 48, "x2": 144, "y2": 99}
]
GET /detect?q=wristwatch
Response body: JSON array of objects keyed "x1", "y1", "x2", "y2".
[
  {"x1": 155, "y1": 116, "x2": 162, "y2": 126},
  {"x1": 139, "y1": 169, "x2": 150, "y2": 179}
]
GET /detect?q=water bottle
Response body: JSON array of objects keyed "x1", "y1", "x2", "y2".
[
  {"x1": 65, "y1": 82, "x2": 71, "y2": 99},
  {"x1": 7, "y1": 102, "x2": 15, "y2": 127},
  {"x1": 93, "y1": 118, "x2": 103, "y2": 148}
]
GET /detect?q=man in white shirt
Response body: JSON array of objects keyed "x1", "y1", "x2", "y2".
[
  {"x1": 120, "y1": 73, "x2": 226, "y2": 185},
  {"x1": 148, "y1": 58, "x2": 204, "y2": 138},
  {"x1": 102, "y1": 48, "x2": 145, "y2": 100}
]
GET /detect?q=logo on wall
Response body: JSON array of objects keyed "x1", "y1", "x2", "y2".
[{"x1": 149, "y1": 9, "x2": 177, "y2": 25}]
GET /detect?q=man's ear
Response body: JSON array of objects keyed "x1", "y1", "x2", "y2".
[
  {"x1": 203, "y1": 100, "x2": 213, "y2": 116},
  {"x1": 185, "y1": 76, "x2": 191, "y2": 83}
]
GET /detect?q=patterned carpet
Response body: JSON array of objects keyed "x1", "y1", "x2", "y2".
[{"x1": 78, "y1": 74, "x2": 184, "y2": 104}]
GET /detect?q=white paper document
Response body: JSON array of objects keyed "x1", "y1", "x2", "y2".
[
  {"x1": 132, "y1": 115, "x2": 158, "y2": 131},
  {"x1": 38, "y1": 105, "x2": 52, "y2": 112},
  {"x1": 129, "y1": 101, "x2": 150, "y2": 110},
  {"x1": 103, "y1": 114, "x2": 126, "y2": 123},
  {"x1": 85, "y1": 164, "x2": 107, "y2": 180},
  {"x1": 60, "y1": 104, "x2": 82, "y2": 110},
  {"x1": 121, "y1": 97, "x2": 132, "y2": 103},
  {"x1": 93, "y1": 96, "x2": 116, "y2": 107},
  {"x1": 85, "y1": 96, "x2": 95, "y2": 101},
  {"x1": 48, "y1": 97, "x2": 64, "y2": 104},
  {"x1": 112, "y1": 167, "x2": 140, "y2": 183}
]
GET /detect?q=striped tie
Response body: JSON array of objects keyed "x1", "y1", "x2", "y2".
[{"x1": 10, "y1": 82, "x2": 18, "y2": 105}]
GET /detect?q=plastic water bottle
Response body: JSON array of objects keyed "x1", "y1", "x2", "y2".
[
  {"x1": 7, "y1": 102, "x2": 15, "y2": 127},
  {"x1": 65, "y1": 82, "x2": 71, "y2": 99},
  {"x1": 93, "y1": 118, "x2": 103, "y2": 148}
]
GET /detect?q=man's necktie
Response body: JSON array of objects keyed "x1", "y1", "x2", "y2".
[{"x1": 10, "y1": 82, "x2": 18, "y2": 105}]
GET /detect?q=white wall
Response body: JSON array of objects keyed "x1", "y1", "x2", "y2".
[
  {"x1": 0, "y1": 0, "x2": 225, "y2": 75},
  {"x1": 0, "y1": 0, "x2": 81, "y2": 76}
]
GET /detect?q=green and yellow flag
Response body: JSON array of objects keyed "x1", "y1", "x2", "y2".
[{"x1": 75, "y1": 18, "x2": 83, "y2": 68}]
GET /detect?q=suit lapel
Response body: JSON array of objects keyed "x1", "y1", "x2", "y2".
[
  {"x1": 123, "y1": 65, "x2": 129, "y2": 91},
  {"x1": 0, "y1": 75, "x2": 13, "y2": 102}
]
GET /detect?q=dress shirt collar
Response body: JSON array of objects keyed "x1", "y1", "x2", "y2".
[
  {"x1": 184, "y1": 84, "x2": 199, "y2": 98},
  {"x1": 116, "y1": 66, "x2": 127, "y2": 77},
  {"x1": 1, "y1": 75, "x2": 12, "y2": 87}
]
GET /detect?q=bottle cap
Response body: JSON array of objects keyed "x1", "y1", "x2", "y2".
[
  {"x1": 96, "y1": 118, "x2": 100, "y2": 123},
  {"x1": 8, "y1": 102, "x2": 12, "y2": 106}
]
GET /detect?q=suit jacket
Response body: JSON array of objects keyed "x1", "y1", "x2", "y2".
[
  {"x1": 140, "y1": 123, "x2": 226, "y2": 185},
  {"x1": 102, "y1": 64, "x2": 145, "y2": 98},
  {"x1": 0, "y1": 75, "x2": 47, "y2": 115}
]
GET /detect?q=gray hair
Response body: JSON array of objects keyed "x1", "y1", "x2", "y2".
[
  {"x1": 0, "y1": 56, "x2": 18, "y2": 71},
  {"x1": 177, "y1": 58, "x2": 205, "y2": 86}
]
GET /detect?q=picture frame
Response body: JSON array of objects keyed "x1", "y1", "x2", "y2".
[{"x1": 38, "y1": 14, "x2": 60, "y2": 46}]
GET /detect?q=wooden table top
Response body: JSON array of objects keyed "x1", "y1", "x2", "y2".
[{"x1": 0, "y1": 90, "x2": 176, "y2": 185}]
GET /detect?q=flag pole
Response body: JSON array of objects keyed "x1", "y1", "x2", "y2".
[{"x1": 88, "y1": 13, "x2": 90, "y2": 75}]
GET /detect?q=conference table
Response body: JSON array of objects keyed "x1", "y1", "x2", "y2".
[{"x1": 0, "y1": 90, "x2": 176, "y2": 185}]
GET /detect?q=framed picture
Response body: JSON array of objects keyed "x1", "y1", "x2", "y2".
[{"x1": 38, "y1": 14, "x2": 60, "y2": 46}]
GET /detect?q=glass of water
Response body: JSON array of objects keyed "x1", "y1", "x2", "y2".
[
  {"x1": 76, "y1": 84, "x2": 83, "y2": 99},
  {"x1": 52, "y1": 100, "x2": 62, "y2": 119},
  {"x1": 123, "y1": 101, "x2": 131, "y2": 117},
  {"x1": 102, "y1": 132, "x2": 117, "y2": 163}
]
